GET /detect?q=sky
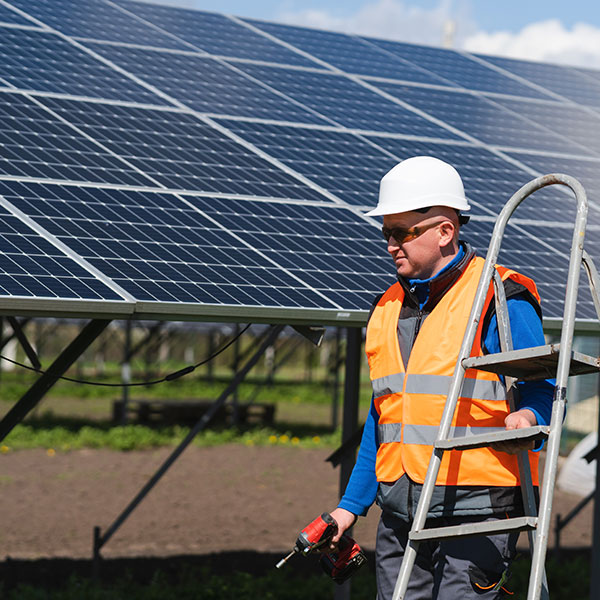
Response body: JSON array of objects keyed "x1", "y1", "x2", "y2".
[{"x1": 144, "y1": 0, "x2": 600, "y2": 68}]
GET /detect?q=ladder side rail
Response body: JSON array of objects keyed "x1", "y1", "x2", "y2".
[
  {"x1": 493, "y1": 271, "x2": 549, "y2": 600},
  {"x1": 392, "y1": 174, "x2": 585, "y2": 600},
  {"x1": 528, "y1": 174, "x2": 588, "y2": 600},
  {"x1": 582, "y1": 250, "x2": 600, "y2": 322}
]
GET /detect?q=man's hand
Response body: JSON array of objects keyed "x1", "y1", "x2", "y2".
[
  {"x1": 491, "y1": 408, "x2": 537, "y2": 454},
  {"x1": 328, "y1": 507, "x2": 357, "y2": 548}
]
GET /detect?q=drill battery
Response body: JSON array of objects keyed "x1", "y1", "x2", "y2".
[{"x1": 320, "y1": 534, "x2": 367, "y2": 585}]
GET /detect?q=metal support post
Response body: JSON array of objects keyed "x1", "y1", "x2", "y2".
[
  {"x1": 334, "y1": 326, "x2": 362, "y2": 600},
  {"x1": 6, "y1": 316, "x2": 41, "y2": 370},
  {"x1": 0, "y1": 319, "x2": 111, "y2": 443},
  {"x1": 120, "y1": 320, "x2": 132, "y2": 425},
  {"x1": 331, "y1": 328, "x2": 342, "y2": 431},
  {"x1": 590, "y1": 359, "x2": 600, "y2": 600},
  {"x1": 92, "y1": 324, "x2": 283, "y2": 578}
]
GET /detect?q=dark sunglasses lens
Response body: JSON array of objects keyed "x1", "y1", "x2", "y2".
[{"x1": 382, "y1": 227, "x2": 407, "y2": 243}]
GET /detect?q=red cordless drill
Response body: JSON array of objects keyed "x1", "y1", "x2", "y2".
[{"x1": 276, "y1": 512, "x2": 366, "y2": 584}]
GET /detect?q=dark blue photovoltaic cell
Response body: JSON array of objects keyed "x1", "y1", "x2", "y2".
[
  {"x1": 6, "y1": 0, "x2": 189, "y2": 49},
  {"x1": 245, "y1": 19, "x2": 448, "y2": 86},
  {"x1": 215, "y1": 119, "x2": 397, "y2": 206},
  {"x1": 36, "y1": 97, "x2": 329, "y2": 201},
  {"x1": 0, "y1": 27, "x2": 166, "y2": 103},
  {"x1": 363, "y1": 38, "x2": 553, "y2": 100},
  {"x1": 0, "y1": 202, "x2": 122, "y2": 300},
  {"x1": 374, "y1": 82, "x2": 591, "y2": 156},
  {"x1": 234, "y1": 63, "x2": 462, "y2": 138},
  {"x1": 85, "y1": 42, "x2": 328, "y2": 124},
  {"x1": 491, "y1": 97, "x2": 600, "y2": 156},
  {"x1": 113, "y1": 0, "x2": 316, "y2": 67},
  {"x1": 0, "y1": 180, "x2": 341, "y2": 308},
  {"x1": 459, "y1": 219, "x2": 593, "y2": 321},
  {"x1": 0, "y1": 92, "x2": 152, "y2": 186},
  {"x1": 183, "y1": 195, "x2": 392, "y2": 310},
  {"x1": 363, "y1": 137, "x2": 574, "y2": 222},
  {"x1": 478, "y1": 54, "x2": 600, "y2": 108},
  {"x1": 505, "y1": 152, "x2": 600, "y2": 222},
  {"x1": 0, "y1": 4, "x2": 31, "y2": 25}
]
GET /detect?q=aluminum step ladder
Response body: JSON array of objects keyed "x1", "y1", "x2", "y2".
[{"x1": 392, "y1": 173, "x2": 600, "y2": 600}]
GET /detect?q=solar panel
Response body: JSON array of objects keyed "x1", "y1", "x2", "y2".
[
  {"x1": 0, "y1": 2, "x2": 598, "y2": 327},
  {"x1": 86, "y1": 42, "x2": 328, "y2": 124},
  {"x1": 0, "y1": 91, "x2": 153, "y2": 186},
  {"x1": 232, "y1": 62, "x2": 463, "y2": 137},
  {"x1": 0, "y1": 27, "x2": 167, "y2": 103},
  {"x1": 363, "y1": 38, "x2": 555, "y2": 101},
  {"x1": 112, "y1": 0, "x2": 318, "y2": 67},
  {"x1": 244, "y1": 19, "x2": 449, "y2": 86},
  {"x1": 214, "y1": 119, "x2": 397, "y2": 206},
  {"x1": 34, "y1": 96, "x2": 330, "y2": 200},
  {"x1": 0, "y1": 200, "x2": 130, "y2": 309},
  {"x1": 373, "y1": 82, "x2": 593, "y2": 155},
  {"x1": 478, "y1": 53, "x2": 600, "y2": 108},
  {"x1": 5, "y1": 0, "x2": 190, "y2": 50}
]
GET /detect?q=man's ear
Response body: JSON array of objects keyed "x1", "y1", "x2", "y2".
[{"x1": 438, "y1": 220, "x2": 456, "y2": 248}]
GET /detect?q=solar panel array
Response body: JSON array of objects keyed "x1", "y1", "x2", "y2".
[{"x1": 0, "y1": 0, "x2": 599, "y2": 326}]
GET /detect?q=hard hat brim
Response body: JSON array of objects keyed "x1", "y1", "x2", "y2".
[{"x1": 364, "y1": 195, "x2": 471, "y2": 217}]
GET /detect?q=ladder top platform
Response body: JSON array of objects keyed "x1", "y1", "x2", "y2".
[{"x1": 462, "y1": 343, "x2": 600, "y2": 380}]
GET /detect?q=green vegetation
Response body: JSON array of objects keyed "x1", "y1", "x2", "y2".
[
  {"x1": 0, "y1": 554, "x2": 591, "y2": 600},
  {"x1": 1, "y1": 416, "x2": 341, "y2": 453}
]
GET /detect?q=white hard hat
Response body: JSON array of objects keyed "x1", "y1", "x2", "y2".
[{"x1": 365, "y1": 156, "x2": 471, "y2": 217}]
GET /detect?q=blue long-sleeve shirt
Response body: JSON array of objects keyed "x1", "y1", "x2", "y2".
[{"x1": 338, "y1": 253, "x2": 555, "y2": 517}]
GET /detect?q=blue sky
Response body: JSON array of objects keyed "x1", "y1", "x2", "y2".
[{"x1": 147, "y1": 0, "x2": 600, "y2": 67}]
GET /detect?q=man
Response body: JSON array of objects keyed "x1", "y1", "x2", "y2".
[{"x1": 328, "y1": 156, "x2": 553, "y2": 599}]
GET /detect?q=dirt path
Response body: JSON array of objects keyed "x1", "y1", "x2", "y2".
[{"x1": 0, "y1": 446, "x2": 593, "y2": 564}]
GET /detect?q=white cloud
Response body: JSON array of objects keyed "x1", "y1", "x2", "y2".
[
  {"x1": 276, "y1": 0, "x2": 477, "y2": 48},
  {"x1": 462, "y1": 19, "x2": 600, "y2": 69}
]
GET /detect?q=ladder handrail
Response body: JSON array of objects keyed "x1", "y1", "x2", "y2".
[{"x1": 392, "y1": 173, "x2": 588, "y2": 600}]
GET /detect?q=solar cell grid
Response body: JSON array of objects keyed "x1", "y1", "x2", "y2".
[
  {"x1": 363, "y1": 38, "x2": 553, "y2": 100},
  {"x1": 491, "y1": 97, "x2": 600, "y2": 157},
  {"x1": 215, "y1": 118, "x2": 399, "y2": 206},
  {"x1": 113, "y1": 0, "x2": 317, "y2": 67},
  {"x1": 234, "y1": 62, "x2": 462, "y2": 138},
  {"x1": 0, "y1": 3, "x2": 32, "y2": 25},
  {"x1": 85, "y1": 42, "x2": 328, "y2": 124},
  {"x1": 374, "y1": 82, "x2": 591, "y2": 156},
  {"x1": 0, "y1": 91, "x2": 153, "y2": 186},
  {"x1": 479, "y1": 54, "x2": 600, "y2": 108},
  {"x1": 36, "y1": 97, "x2": 329, "y2": 200},
  {"x1": 0, "y1": 26, "x2": 166, "y2": 103},
  {"x1": 0, "y1": 180, "x2": 344, "y2": 309},
  {"x1": 185, "y1": 195, "x2": 393, "y2": 309},
  {"x1": 245, "y1": 18, "x2": 448, "y2": 85},
  {"x1": 5, "y1": 0, "x2": 189, "y2": 49},
  {"x1": 0, "y1": 201, "x2": 123, "y2": 300}
]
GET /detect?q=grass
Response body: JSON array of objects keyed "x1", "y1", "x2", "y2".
[{"x1": 0, "y1": 554, "x2": 592, "y2": 600}]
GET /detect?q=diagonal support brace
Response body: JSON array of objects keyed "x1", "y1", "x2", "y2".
[
  {"x1": 0, "y1": 319, "x2": 111, "y2": 443},
  {"x1": 7, "y1": 316, "x2": 41, "y2": 370},
  {"x1": 92, "y1": 323, "x2": 284, "y2": 577}
]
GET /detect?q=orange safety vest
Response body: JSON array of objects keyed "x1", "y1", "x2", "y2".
[{"x1": 366, "y1": 255, "x2": 541, "y2": 487}]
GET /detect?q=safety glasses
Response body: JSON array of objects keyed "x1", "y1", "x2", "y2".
[{"x1": 381, "y1": 220, "x2": 447, "y2": 244}]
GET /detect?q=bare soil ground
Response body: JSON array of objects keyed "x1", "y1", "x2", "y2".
[{"x1": 0, "y1": 446, "x2": 593, "y2": 587}]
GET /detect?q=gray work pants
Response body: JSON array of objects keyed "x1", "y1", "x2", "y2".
[{"x1": 376, "y1": 511, "x2": 518, "y2": 600}]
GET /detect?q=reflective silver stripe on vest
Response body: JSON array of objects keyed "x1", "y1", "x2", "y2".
[
  {"x1": 404, "y1": 374, "x2": 506, "y2": 401},
  {"x1": 372, "y1": 372, "x2": 405, "y2": 399},
  {"x1": 378, "y1": 422, "x2": 402, "y2": 443},
  {"x1": 402, "y1": 424, "x2": 506, "y2": 445}
]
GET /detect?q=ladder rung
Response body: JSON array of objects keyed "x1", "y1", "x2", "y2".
[
  {"x1": 462, "y1": 343, "x2": 600, "y2": 380},
  {"x1": 409, "y1": 516, "x2": 538, "y2": 542},
  {"x1": 435, "y1": 425, "x2": 550, "y2": 451}
]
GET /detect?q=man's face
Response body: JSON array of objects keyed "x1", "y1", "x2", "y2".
[{"x1": 382, "y1": 210, "x2": 451, "y2": 280}]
